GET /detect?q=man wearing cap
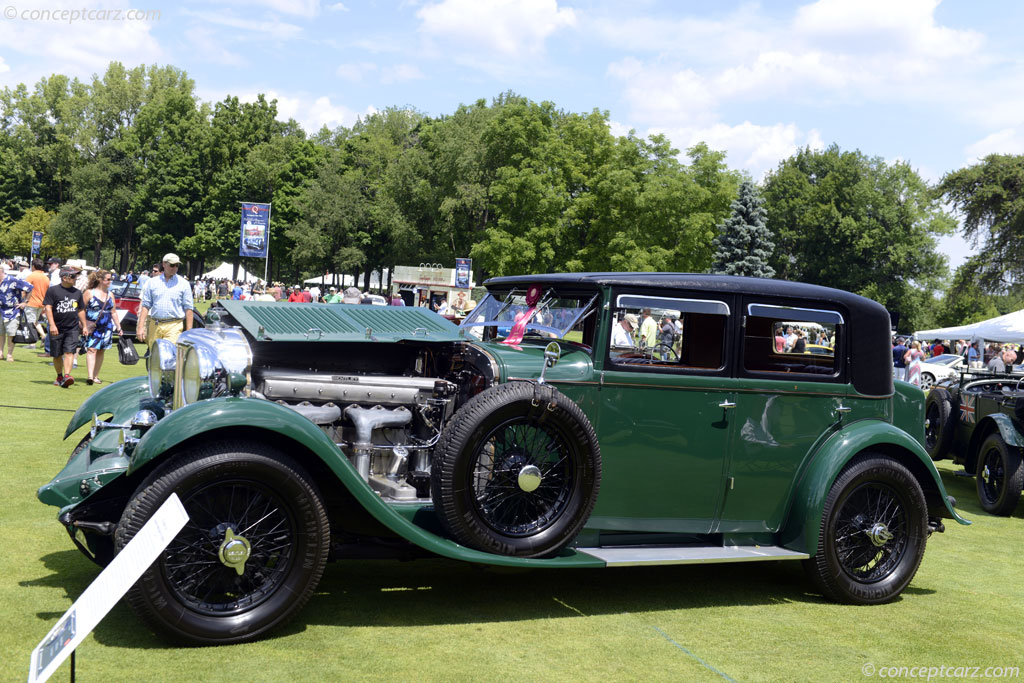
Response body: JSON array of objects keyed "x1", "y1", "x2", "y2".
[
  {"x1": 324, "y1": 286, "x2": 342, "y2": 303},
  {"x1": 137, "y1": 253, "x2": 194, "y2": 347},
  {"x1": 46, "y1": 257, "x2": 62, "y2": 286},
  {"x1": 611, "y1": 313, "x2": 638, "y2": 348},
  {"x1": 43, "y1": 265, "x2": 86, "y2": 386}
]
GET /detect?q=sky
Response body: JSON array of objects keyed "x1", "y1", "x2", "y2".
[{"x1": 3, "y1": 0, "x2": 1023, "y2": 269}]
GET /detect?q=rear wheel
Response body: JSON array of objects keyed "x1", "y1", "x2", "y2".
[
  {"x1": 115, "y1": 442, "x2": 329, "y2": 645},
  {"x1": 976, "y1": 433, "x2": 1024, "y2": 516},
  {"x1": 923, "y1": 387, "x2": 955, "y2": 461},
  {"x1": 920, "y1": 372, "x2": 936, "y2": 390},
  {"x1": 805, "y1": 455, "x2": 928, "y2": 604}
]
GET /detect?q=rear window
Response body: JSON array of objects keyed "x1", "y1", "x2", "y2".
[{"x1": 743, "y1": 304, "x2": 842, "y2": 377}]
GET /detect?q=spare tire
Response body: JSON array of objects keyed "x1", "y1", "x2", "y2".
[
  {"x1": 924, "y1": 386, "x2": 956, "y2": 461},
  {"x1": 431, "y1": 381, "x2": 601, "y2": 558}
]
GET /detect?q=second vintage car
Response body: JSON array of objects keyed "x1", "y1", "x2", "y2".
[{"x1": 39, "y1": 273, "x2": 967, "y2": 645}]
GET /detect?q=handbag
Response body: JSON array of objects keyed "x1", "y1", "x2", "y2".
[
  {"x1": 13, "y1": 310, "x2": 40, "y2": 344},
  {"x1": 117, "y1": 335, "x2": 140, "y2": 365}
]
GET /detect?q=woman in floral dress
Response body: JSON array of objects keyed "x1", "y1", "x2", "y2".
[{"x1": 83, "y1": 269, "x2": 122, "y2": 385}]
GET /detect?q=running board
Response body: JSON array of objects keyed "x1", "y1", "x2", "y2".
[{"x1": 577, "y1": 545, "x2": 809, "y2": 567}]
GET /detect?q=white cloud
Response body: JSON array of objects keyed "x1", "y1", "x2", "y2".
[
  {"x1": 233, "y1": 90, "x2": 374, "y2": 132},
  {"x1": 0, "y1": 57, "x2": 9, "y2": 75},
  {"x1": 336, "y1": 62, "x2": 425, "y2": 84},
  {"x1": 650, "y1": 121, "x2": 824, "y2": 179},
  {"x1": 417, "y1": 0, "x2": 576, "y2": 59},
  {"x1": 181, "y1": 10, "x2": 303, "y2": 40},
  {"x1": 217, "y1": 0, "x2": 322, "y2": 18},
  {"x1": 184, "y1": 26, "x2": 246, "y2": 67},
  {"x1": 964, "y1": 129, "x2": 1024, "y2": 162},
  {"x1": 0, "y1": 0, "x2": 163, "y2": 81},
  {"x1": 327, "y1": 3, "x2": 349, "y2": 11}
]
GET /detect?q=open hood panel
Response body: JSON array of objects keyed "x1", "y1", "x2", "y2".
[{"x1": 219, "y1": 301, "x2": 462, "y2": 342}]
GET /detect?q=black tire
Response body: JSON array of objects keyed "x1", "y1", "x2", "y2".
[
  {"x1": 805, "y1": 455, "x2": 928, "y2": 604},
  {"x1": 924, "y1": 387, "x2": 955, "y2": 461},
  {"x1": 976, "y1": 433, "x2": 1024, "y2": 516},
  {"x1": 431, "y1": 382, "x2": 601, "y2": 558},
  {"x1": 114, "y1": 442, "x2": 330, "y2": 645}
]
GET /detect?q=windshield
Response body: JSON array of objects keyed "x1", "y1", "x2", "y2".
[
  {"x1": 930, "y1": 354, "x2": 963, "y2": 366},
  {"x1": 459, "y1": 287, "x2": 598, "y2": 345}
]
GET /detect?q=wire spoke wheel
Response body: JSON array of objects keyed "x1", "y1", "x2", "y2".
[
  {"x1": 470, "y1": 418, "x2": 576, "y2": 537},
  {"x1": 163, "y1": 479, "x2": 294, "y2": 615},
  {"x1": 832, "y1": 483, "x2": 908, "y2": 582}
]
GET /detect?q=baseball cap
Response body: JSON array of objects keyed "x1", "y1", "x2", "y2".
[
  {"x1": 59, "y1": 265, "x2": 80, "y2": 278},
  {"x1": 47, "y1": 257, "x2": 61, "y2": 265},
  {"x1": 162, "y1": 253, "x2": 181, "y2": 265},
  {"x1": 623, "y1": 313, "x2": 639, "y2": 330}
]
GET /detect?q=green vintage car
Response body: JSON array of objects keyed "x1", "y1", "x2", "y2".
[{"x1": 38, "y1": 273, "x2": 968, "y2": 645}]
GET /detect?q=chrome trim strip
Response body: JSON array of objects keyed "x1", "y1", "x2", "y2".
[
  {"x1": 616, "y1": 294, "x2": 730, "y2": 316},
  {"x1": 746, "y1": 303, "x2": 845, "y2": 325}
]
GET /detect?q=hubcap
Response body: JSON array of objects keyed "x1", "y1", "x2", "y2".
[
  {"x1": 866, "y1": 522, "x2": 894, "y2": 547},
  {"x1": 218, "y1": 527, "x2": 251, "y2": 576},
  {"x1": 981, "y1": 464, "x2": 991, "y2": 485},
  {"x1": 518, "y1": 464, "x2": 542, "y2": 492}
]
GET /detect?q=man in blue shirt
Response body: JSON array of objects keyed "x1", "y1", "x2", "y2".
[
  {"x1": 0, "y1": 261, "x2": 33, "y2": 362},
  {"x1": 136, "y1": 253, "x2": 194, "y2": 347}
]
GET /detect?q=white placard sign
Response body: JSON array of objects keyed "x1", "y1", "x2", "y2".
[{"x1": 29, "y1": 493, "x2": 189, "y2": 683}]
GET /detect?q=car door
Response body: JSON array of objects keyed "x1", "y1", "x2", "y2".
[
  {"x1": 589, "y1": 291, "x2": 735, "y2": 534},
  {"x1": 717, "y1": 300, "x2": 853, "y2": 534}
]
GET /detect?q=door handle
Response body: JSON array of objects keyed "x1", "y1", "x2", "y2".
[
  {"x1": 719, "y1": 401, "x2": 736, "y2": 409},
  {"x1": 835, "y1": 405, "x2": 852, "y2": 414}
]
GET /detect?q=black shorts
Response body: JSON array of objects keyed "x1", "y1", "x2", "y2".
[{"x1": 51, "y1": 327, "x2": 81, "y2": 357}]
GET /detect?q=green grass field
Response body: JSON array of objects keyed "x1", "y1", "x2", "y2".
[{"x1": 1, "y1": 338, "x2": 1022, "y2": 682}]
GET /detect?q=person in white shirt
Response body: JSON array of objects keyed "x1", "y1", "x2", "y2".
[{"x1": 611, "y1": 313, "x2": 638, "y2": 347}]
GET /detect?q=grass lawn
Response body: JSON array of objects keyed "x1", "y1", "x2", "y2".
[{"x1": 1, "y1": 339, "x2": 1022, "y2": 681}]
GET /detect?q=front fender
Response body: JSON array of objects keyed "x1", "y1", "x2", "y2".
[
  {"x1": 64, "y1": 376, "x2": 149, "y2": 439},
  {"x1": 129, "y1": 397, "x2": 602, "y2": 569},
  {"x1": 779, "y1": 420, "x2": 969, "y2": 555}
]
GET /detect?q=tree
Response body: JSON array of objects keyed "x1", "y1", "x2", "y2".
[
  {"x1": 763, "y1": 145, "x2": 953, "y2": 330},
  {"x1": 710, "y1": 179, "x2": 774, "y2": 277},
  {"x1": 0, "y1": 206, "x2": 75, "y2": 258},
  {"x1": 936, "y1": 154, "x2": 1024, "y2": 290}
]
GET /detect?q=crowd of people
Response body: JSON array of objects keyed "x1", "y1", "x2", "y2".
[{"x1": 893, "y1": 337, "x2": 1024, "y2": 386}]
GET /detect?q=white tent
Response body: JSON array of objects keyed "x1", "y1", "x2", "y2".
[
  {"x1": 915, "y1": 309, "x2": 1024, "y2": 344},
  {"x1": 303, "y1": 269, "x2": 389, "y2": 290},
  {"x1": 201, "y1": 262, "x2": 261, "y2": 283}
]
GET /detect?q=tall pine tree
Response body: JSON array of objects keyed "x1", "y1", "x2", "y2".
[{"x1": 710, "y1": 179, "x2": 775, "y2": 278}]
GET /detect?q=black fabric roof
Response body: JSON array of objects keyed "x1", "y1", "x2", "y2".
[{"x1": 484, "y1": 273, "x2": 894, "y2": 397}]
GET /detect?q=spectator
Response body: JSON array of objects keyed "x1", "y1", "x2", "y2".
[
  {"x1": 892, "y1": 337, "x2": 908, "y2": 381},
  {"x1": 342, "y1": 286, "x2": 362, "y2": 304},
  {"x1": 0, "y1": 261, "x2": 33, "y2": 362},
  {"x1": 611, "y1": 313, "x2": 638, "y2": 347},
  {"x1": 390, "y1": 292, "x2": 405, "y2": 306},
  {"x1": 136, "y1": 253, "x2": 194, "y2": 347},
  {"x1": 287, "y1": 286, "x2": 303, "y2": 302},
  {"x1": 905, "y1": 341, "x2": 925, "y2": 386},
  {"x1": 82, "y1": 269, "x2": 122, "y2": 385},
  {"x1": 46, "y1": 257, "x2": 62, "y2": 286},
  {"x1": 436, "y1": 296, "x2": 450, "y2": 315},
  {"x1": 324, "y1": 287, "x2": 343, "y2": 303},
  {"x1": 24, "y1": 258, "x2": 50, "y2": 343},
  {"x1": 300, "y1": 287, "x2": 312, "y2": 303},
  {"x1": 638, "y1": 308, "x2": 657, "y2": 349},
  {"x1": 452, "y1": 291, "x2": 468, "y2": 314},
  {"x1": 43, "y1": 265, "x2": 86, "y2": 386}
]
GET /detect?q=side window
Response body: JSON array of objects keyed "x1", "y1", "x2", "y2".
[
  {"x1": 743, "y1": 303, "x2": 843, "y2": 377},
  {"x1": 610, "y1": 294, "x2": 729, "y2": 371}
]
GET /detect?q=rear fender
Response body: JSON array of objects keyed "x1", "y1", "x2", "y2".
[
  {"x1": 779, "y1": 420, "x2": 969, "y2": 555},
  {"x1": 969, "y1": 413, "x2": 1024, "y2": 456},
  {"x1": 129, "y1": 397, "x2": 602, "y2": 569}
]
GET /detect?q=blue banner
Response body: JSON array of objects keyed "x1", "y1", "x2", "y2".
[
  {"x1": 455, "y1": 258, "x2": 471, "y2": 288},
  {"x1": 31, "y1": 230, "x2": 43, "y2": 256},
  {"x1": 239, "y1": 202, "x2": 271, "y2": 258}
]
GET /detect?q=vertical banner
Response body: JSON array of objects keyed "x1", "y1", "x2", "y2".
[
  {"x1": 455, "y1": 258, "x2": 472, "y2": 288},
  {"x1": 31, "y1": 231, "x2": 43, "y2": 257},
  {"x1": 239, "y1": 202, "x2": 271, "y2": 259}
]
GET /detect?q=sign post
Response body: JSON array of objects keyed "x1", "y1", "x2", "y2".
[
  {"x1": 239, "y1": 202, "x2": 272, "y2": 283},
  {"x1": 29, "y1": 494, "x2": 189, "y2": 683}
]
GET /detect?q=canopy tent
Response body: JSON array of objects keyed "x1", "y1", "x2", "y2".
[
  {"x1": 200, "y1": 262, "x2": 261, "y2": 283},
  {"x1": 914, "y1": 309, "x2": 1024, "y2": 344},
  {"x1": 303, "y1": 269, "x2": 389, "y2": 290}
]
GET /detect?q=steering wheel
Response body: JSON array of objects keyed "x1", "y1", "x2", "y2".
[{"x1": 650, "y1": 343, "x2": 679, "y2": 362}]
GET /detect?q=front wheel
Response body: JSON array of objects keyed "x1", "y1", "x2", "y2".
[
  {"x1": 976, "y1": 433, "x2": 1024, "y2": 516},
  {"x1": 805, "y1": 455, "x2": 928, "y2": 604},
  {"x1": 920, "y1": 372, "x2": 935, "y2": 390},
  {"x1": 114, "y1": 442, "x2": 330, "y2": 645}
]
